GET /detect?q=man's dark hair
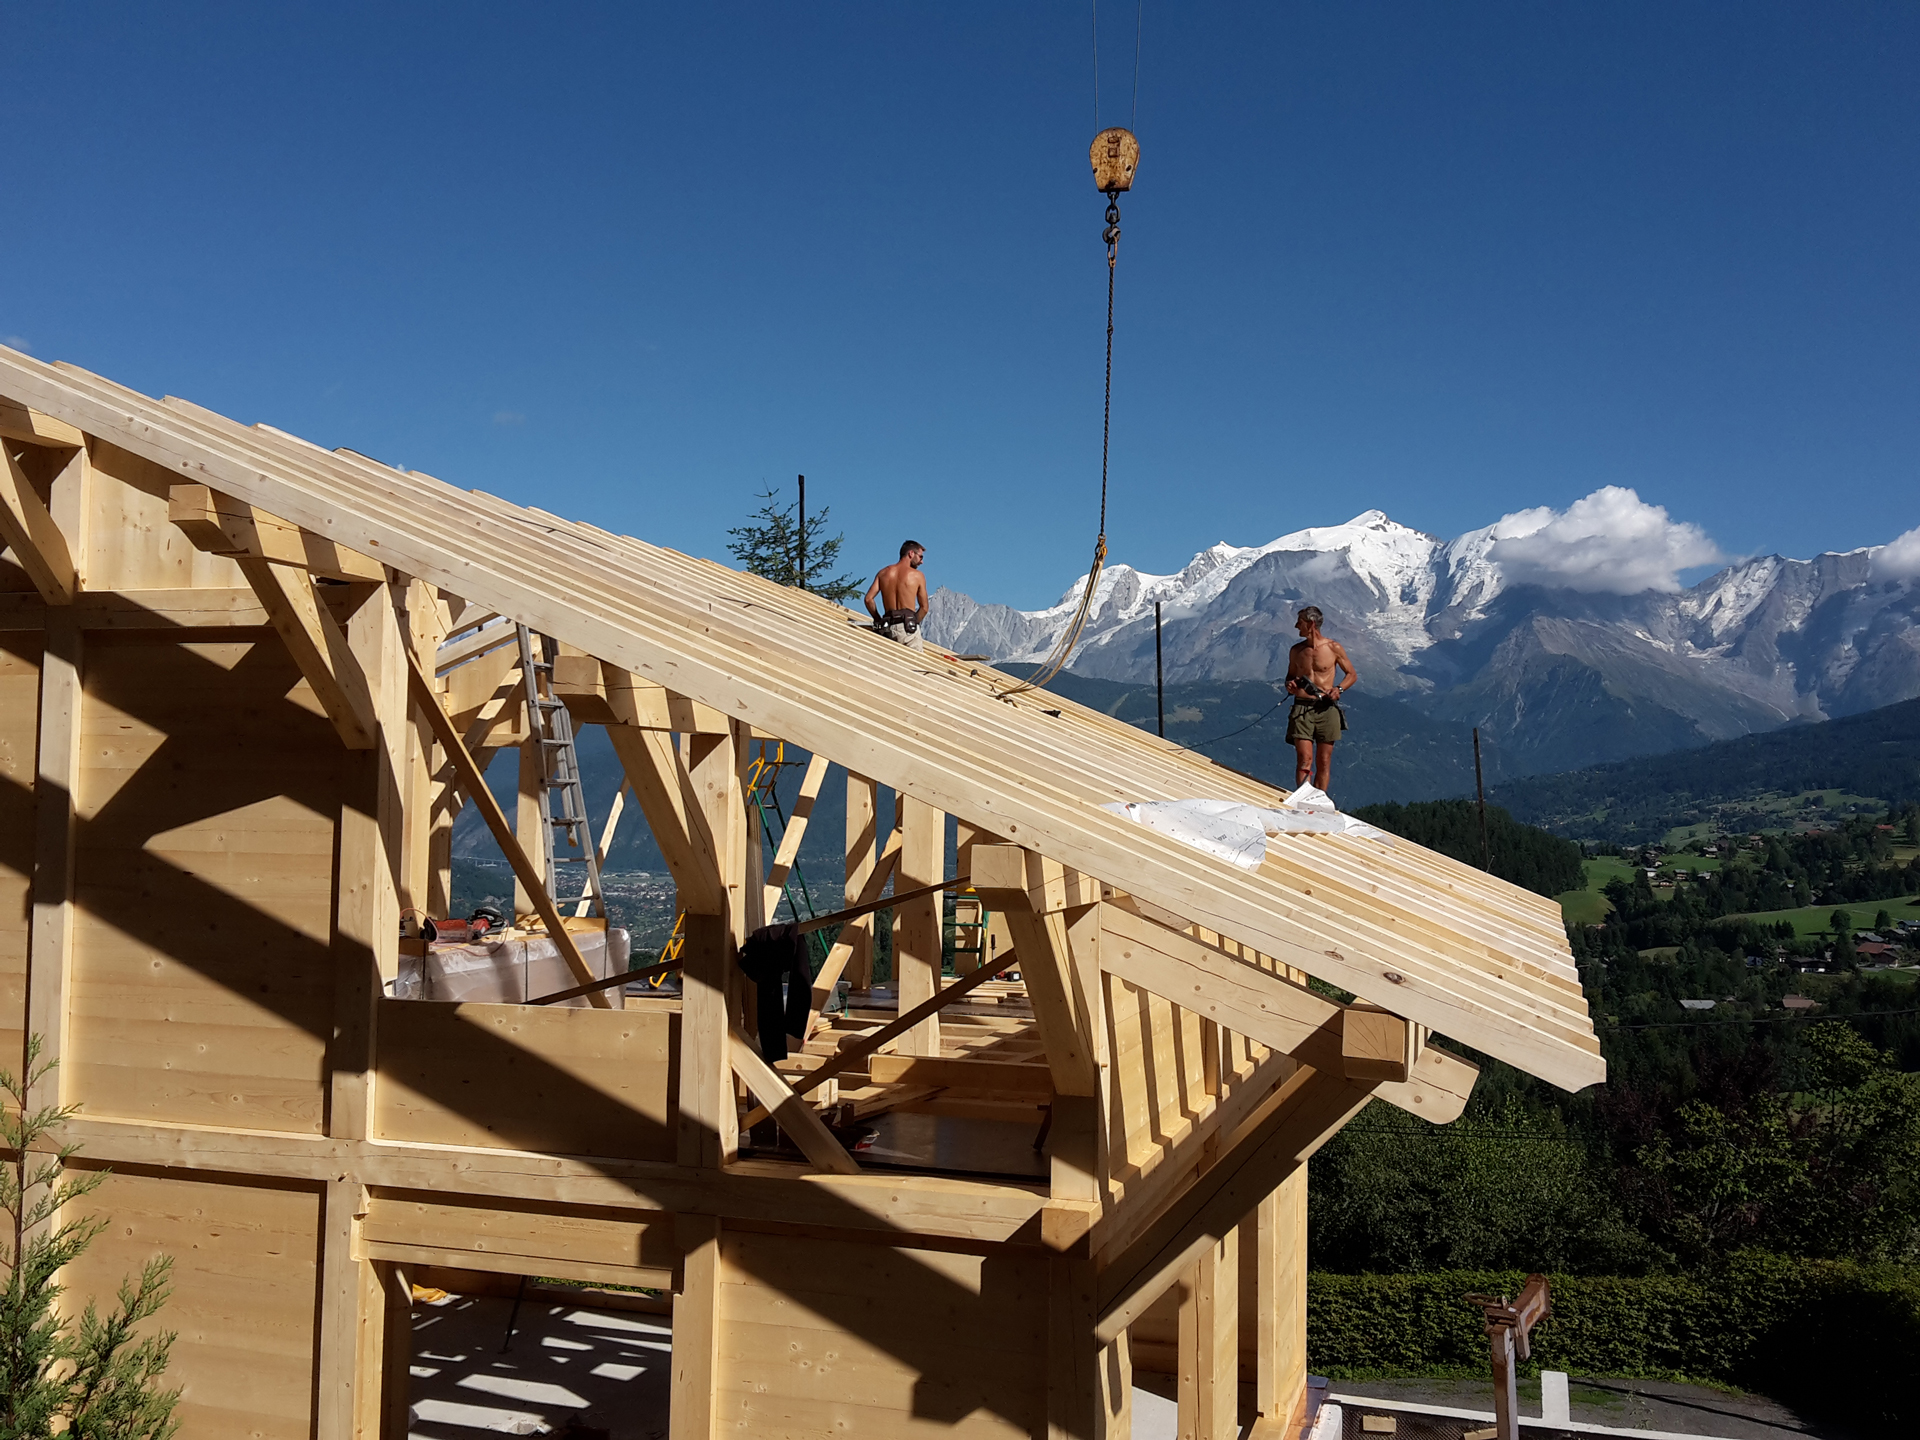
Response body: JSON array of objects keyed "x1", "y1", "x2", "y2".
[
  {"x1": 900, "y1": 540, "x2": 924, "y2": 558},
  {"x1": 1297, "y1": 605, "x2": 1324, "y2": 625}
]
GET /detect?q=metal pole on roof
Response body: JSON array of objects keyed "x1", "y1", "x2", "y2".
[
  {"x1": 1154, "y1": 601, "x2": 1165, "y2": 737},
  {"x1": 1474, "y1": 726, "x2": 1491, "y2": 872},
  {"x1": 796, "y1": 474, "x2": 807, "y2": 590}
]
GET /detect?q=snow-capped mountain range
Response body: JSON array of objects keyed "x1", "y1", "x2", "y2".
[{"x1": 926, "y1": 499, "x2": 1920, "y2": 778}]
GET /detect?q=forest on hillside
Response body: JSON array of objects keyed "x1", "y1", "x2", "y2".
[{"x1": 1311, "y1": 806, "x2": 1920, "y2": 1277}]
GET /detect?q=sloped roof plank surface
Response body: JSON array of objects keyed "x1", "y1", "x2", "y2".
[{"x1": 0, "y1": 349, "x2": 1603, "y2": 1091}]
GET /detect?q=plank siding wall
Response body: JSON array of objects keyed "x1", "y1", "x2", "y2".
[
  {"x1": 715, "y1": 1229, "x2": 1048, "y2": 1438},
  {"x1": 67, "y1": 635, "x2": 343, "y2": 1133},
  {"x1": 374, "y1": 999, "x2": 677, "y2": 1158},
  {"x1": 62, "y1": 1167, "x2": 321, "y2": 1440}
]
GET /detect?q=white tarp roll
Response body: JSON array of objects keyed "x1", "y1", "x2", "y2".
[{"x1": 1100, "y1": 787, "x2": 1393, "y2": 871}]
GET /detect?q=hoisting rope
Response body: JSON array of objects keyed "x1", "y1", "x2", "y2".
[{"x1": 998, "y1": 169, "x2": 1130, "y2": 699}]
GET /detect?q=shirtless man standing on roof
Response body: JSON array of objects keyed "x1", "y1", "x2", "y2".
[
  {"x1": 865, "y1": 541, "x2": 928, "y2": 650},
  {"x1": 1284, "y1": 605, "x2": 1357, "y2": 793}
]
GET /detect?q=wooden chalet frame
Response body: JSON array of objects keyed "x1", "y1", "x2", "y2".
[{"x1": 0, "y1": 347, "x2": 1602, "y2": 1439}]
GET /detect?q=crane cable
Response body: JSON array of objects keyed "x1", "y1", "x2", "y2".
[
  {"x1": 998, "y1": 197, "x2": 1120, "y2": 698},
  {"x1": 999, "y1": 6, "x2": 1141, "y2": 701}
]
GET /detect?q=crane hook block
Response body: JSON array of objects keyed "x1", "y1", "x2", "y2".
[{"x1": 1090, "y1": 127, "x2": 1139, "y2": 194}]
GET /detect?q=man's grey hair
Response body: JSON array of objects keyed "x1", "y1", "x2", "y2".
[{"x1": 1297, "y1": 605, "x2": 1324, "y2": 625}]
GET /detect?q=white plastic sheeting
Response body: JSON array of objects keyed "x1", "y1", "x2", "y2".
[{"x1": 1100, "y1": 787, "x2": 1393, "y2": 871}]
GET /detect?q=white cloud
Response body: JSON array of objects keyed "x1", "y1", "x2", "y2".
[
  {"x1": 1873, "y1": 525, "x2": 1920, "y2": 581},
  {"x1": 2, "y1": 335, "x2": 29, "y2": 352},
  {"x1": 1486, "y1": 486, "x2": 1723, "y2": 594}
]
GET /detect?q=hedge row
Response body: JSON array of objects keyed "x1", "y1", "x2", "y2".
[{"x1": 1308, "y1": 1254, "x2": 1919, "y2": 1428}]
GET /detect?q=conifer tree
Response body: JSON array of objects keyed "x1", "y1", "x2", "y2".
[
  {"x1": 0, "y1": 1037, "x2": 180, "y2": 1440},
  {"x1": 726, "y1": 487, "x2": 861, "y2": 602}
]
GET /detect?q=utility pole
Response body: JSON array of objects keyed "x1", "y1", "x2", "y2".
[
  {"x1": 1473, "y1": 726, "x2": 1491, "y2": 872},
  {"x1": 796, "y1": 474, "x2": 806, "y2": 590},
  {"x1": 1154, "y1": 601, "x2": 1165, "y2": 737}
]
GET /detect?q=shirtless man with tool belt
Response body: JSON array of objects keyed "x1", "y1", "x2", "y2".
[
  {"x1": 1284, "y1": 605, "x2": 1357, "y2": 793},
  {"x1": 865, "y1": 540, "x2": 929, "y2": 650}
]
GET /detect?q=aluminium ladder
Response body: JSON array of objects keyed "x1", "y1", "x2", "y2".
[{"x1": 516, "y1": 625, "x2": 607, "y2": 921}]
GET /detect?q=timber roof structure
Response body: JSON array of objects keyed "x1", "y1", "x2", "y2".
[{"x1": 0, "y1": 345, "x2": 1601, "y2": 1092}]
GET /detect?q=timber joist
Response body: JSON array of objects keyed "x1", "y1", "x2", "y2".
[{"x1": 0, "y1": 348, "x2": 1602, "y2": 1092}]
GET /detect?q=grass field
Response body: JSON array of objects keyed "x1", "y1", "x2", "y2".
[
  {"x1": 1730, "y1": 896, "x2": 1920, "y2": 939},
  {"x1": 1558, "y1": 857, "x2": 1633, "y2": 926}
]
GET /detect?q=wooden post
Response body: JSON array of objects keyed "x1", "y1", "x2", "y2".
[
  {"x1": 1249, "y1": 1169, "x2": 1308, "y2": 1427},
  {"x1": 895, "y1": 795, "x2": 945, "y2": 1056},
  {"x1": 514, "y1": 735, "x2": 544, "y2": 918},
  {"x1": 1177, "y1": 1230, "x2": 1239, "y2": 1440},
  {"x1": 678, "y1": 730, "x2": 741, "y2": 1169},
  {"x1": 25, "y1": 610, "x2": 81, "y2": 1115},
  {"x1": 378, "y1": 1262, "x2": 413, "y2": 1440},
  {"x1": 671, "y1": 1213, "x2": 723, "y2": 1440},
  {"x1": 315, "y1": 1178, "x2": 369, "y2": 1439},
  {"x1": 330, "y1": 581, "x2": 405, "y2": 1140},
  {"x1": 844, "y1": 774, "x2": 877, "y2": 987}
]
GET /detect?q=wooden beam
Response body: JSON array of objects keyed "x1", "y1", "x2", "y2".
[
  {"x1": 0, "y1": 398, "x2": 84, "y2": 448},
  {"x1": 167, "y1": 482, "x2": 386, "y2": 582},
  {"x1": 1343, "y1": 1004, "x2": 1422, "y2": 1084},
  {"x1": 578, "y1": 780, "x2": 628, "y2": 917},
  {"x1": 433, "y1": 617, "x2": 517, "y2": 673},
  {"x1": 1094, "y1": 1068, "x2": 1375, "y2": 1344},
  {"x1": 404, "y1": 650, "x2": 609, "y2": 1005},
  {"x1": 866, "y1": 1053, "x2": 1054, "y2": 1097},
  {"x1": 762, "y1": 751, "x2": 829, "y2": 919},
  {"x1": 972, "y1": 845, "x2": 1099, "y2": 1097},
  {"x1": 743, "y1": 947, "x2": 1018, "y2": 1128},
  {"x1": 241, "y1": 557, "x2": 379, "y2": 749},
  {"x1": 1251, "y1": 1170, "x2": 1308, "y2": 1428},
  {"x1": 1177, "y1": 1229, "x2": 1239, "y2": 1440},
  {"x1": 606, "y1": 724, "x2": 727, "y2": 914},
  {"x1": 727, "y1": 1032, "x2": 860, "y2": 1175},
  {"x1": 377, "y1": 1262, "x2": 414, "y2": 1440},
  {"x1": 669, "y1": 1214, "x2": 722, "y2": 1440},
  {"x1": 315, "y1": 1179, "x2": 370, "y2": 1440},
  {"x1": 677, "y1": 730, "x2": 742, "y2": 1169},
  {"x1": 894, "y1": 796, "x2": 945, "y2": 1056},
  {"x1": 24, "y1": 612, "x2": 81, "y2": 1114},
  {"x1": 0, "y1": 442, "x2": 77, "y2": 604},
  {"x1": 798, "y1": 830, "x2": 902, "y2": 1039},
  {"x1": 844, "y1": 773, "x2": 878, "y2": 988},
  {"x1": 330, "y1": 582, "x2": 405, "y2": 1142}
]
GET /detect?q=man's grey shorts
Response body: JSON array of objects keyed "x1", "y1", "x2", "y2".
[{"x1": 883, "y1": 622, "x2": 925, "y2": 650}]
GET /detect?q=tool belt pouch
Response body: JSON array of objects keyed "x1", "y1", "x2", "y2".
[{"x1": 879, "y1": 609, "x2": 918, "y2": 634}]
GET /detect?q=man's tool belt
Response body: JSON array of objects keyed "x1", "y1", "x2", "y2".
[{"x1": 876, "y1": 608, "x2": 919, "y2": 634}]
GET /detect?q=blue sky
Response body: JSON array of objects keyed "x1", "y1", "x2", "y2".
[{"x1": 4, "y1": 2, "x2": 1915, "y2": 609}]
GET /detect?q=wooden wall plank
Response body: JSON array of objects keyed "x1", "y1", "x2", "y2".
[
  {"x1": 60, "y1": 1168, "x2": 321, "y2": 1440},
  {"x1": 66, "y1": 636, "x2": 341, "y2": 1133},
  {"x1": 713, "y1": 1229, "x2": 1046, "y2": 1439},
  {"x1": 374, "y1": 1000, "x2": 676, "y2": 1159}
]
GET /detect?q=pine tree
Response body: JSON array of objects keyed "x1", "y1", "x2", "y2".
[
  {"x1": 725, "y1": 487, "x2": 861, "y2": 602},
  {"x1": 0, "y1": 1037, "x2": 181, "y2": 1440}
]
